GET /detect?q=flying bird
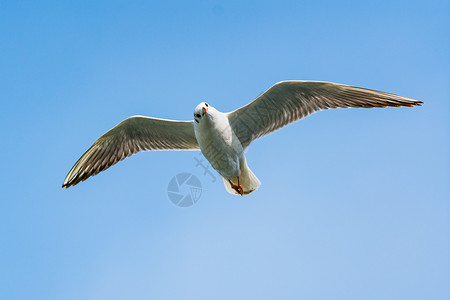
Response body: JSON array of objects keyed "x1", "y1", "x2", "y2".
[{"x1": 62, "y1": 81, "x2": 422, "y2": 195}]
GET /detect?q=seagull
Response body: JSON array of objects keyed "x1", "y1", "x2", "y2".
[{"x1": 62, "y1": 81, "x2": 422, "y2": 195}]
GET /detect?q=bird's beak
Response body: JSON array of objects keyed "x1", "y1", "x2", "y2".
[{"x1": 202, "y1": 107, "x2": 208, "y2": 116}]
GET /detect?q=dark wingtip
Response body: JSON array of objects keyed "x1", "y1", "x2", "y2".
[{"x1": 401, "y1": 100, "x2": 423, "y2": 107}]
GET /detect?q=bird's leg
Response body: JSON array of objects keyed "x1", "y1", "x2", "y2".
[
  {"x1": 228, "y1": 177, "x2": 244, "y2": 196},
  {"x1": 237, "y1": 176, "x2": 243, "y2": 196}
]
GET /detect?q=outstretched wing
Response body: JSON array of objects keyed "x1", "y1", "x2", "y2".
[
  {"x1": 227, "y1": 81, "x2": 423, "y2": 148},
  {"x1": 62, "y1": 116, "x2": 199, "y2": 188}
]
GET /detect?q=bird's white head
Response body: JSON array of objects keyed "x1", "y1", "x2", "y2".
[{"x1": 193, "y1": 102, "x2": 213, "y2": 124}]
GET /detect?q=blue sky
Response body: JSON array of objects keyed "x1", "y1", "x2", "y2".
[{"x1": 0, "y1": 0, "x2": 449, "y2": 299}]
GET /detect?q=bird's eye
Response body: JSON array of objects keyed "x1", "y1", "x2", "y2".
[
  {"x1": 205, "y1": 103, "x2": 208, "y2": 107},
  {"x1": 196, "y1": 114, "x2": 201, "y2": 118}
]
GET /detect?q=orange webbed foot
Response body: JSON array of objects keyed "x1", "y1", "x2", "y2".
[{"x1": 228, "y1": 178, "x2": 244, "y2": 196}]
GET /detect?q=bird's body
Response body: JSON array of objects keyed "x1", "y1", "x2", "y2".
[
  {"x1": 193, "y1": 103, "x2": 260, "y2": 194},
  {"x1": 193, "y1": 104, "x2": 243, "y2": 179},
  {"x1": 62, "y1": 81, "x2": 422, "y2": 195}
]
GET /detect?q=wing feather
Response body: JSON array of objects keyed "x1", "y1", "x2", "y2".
[
  {"x1": 227, "y1": 81, "x2": 423, "y2": 148},
  {"x1": 62, "y1": 116, "x2": 198, "y2": 188}
]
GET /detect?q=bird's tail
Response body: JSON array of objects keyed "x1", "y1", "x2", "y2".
[{"x1": 222, "y1": 165, "x2": 261, "y2": 195}]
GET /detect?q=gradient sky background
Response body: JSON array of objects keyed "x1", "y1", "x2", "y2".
[{"x1": 1, "y1": 1, "x2": 449, "y2": 299}]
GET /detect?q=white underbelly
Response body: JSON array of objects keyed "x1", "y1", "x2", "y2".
[{"x1": 196, "y1": 125, "x2": 244, "y2": 179}]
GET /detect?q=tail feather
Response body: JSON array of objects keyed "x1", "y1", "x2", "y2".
[{"x1": 222, "y1": 166, "x2": 261, "y2": 195}]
